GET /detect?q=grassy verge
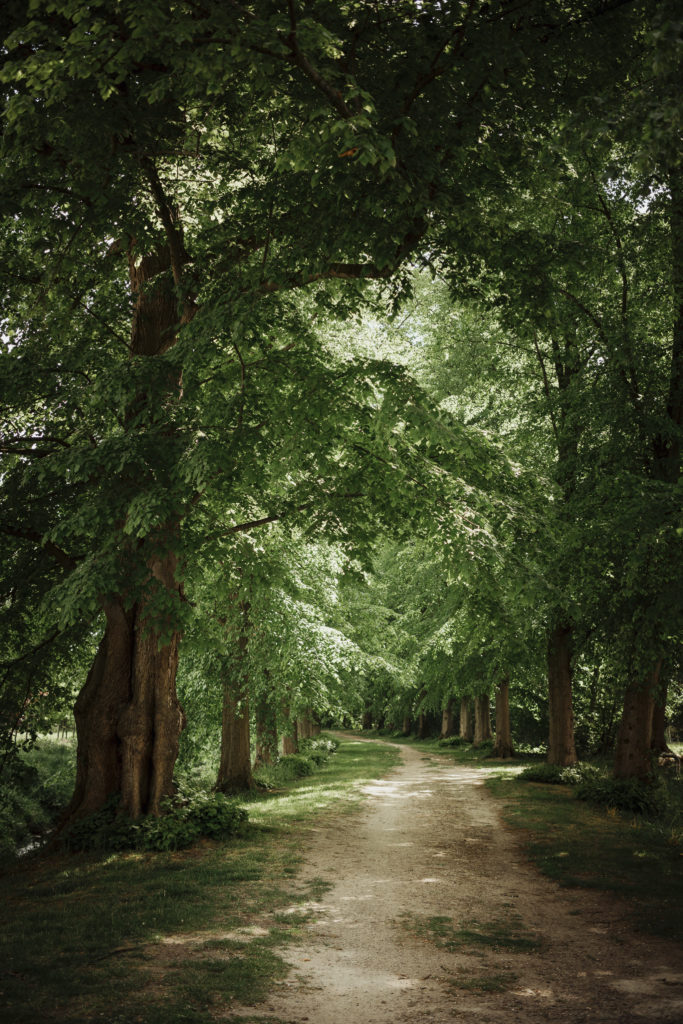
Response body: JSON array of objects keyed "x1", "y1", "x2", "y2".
[
  {"x1": 362, "y1": 730, "x2": 683, "y2": 944},
  {"x1": 486, "y1": 774, "x2": 683, "y2": 942},
  {"x1": 0, "y1": 735, "x2": 400, "y2": 1024}
]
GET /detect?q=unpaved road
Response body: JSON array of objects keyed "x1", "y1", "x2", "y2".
[{"x1": 246, "y1": 738, "x2": 683, "y2": 1024}]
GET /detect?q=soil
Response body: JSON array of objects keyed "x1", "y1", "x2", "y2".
[{"x1": 238, "y1": 737, "x2": 683, "y2": 1024}]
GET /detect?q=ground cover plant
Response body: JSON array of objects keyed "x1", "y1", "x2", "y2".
[{"x1": 0, "y1": 736, "x2": 400, "y2": 1024}]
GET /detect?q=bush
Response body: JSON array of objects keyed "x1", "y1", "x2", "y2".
[
  {"x1": 519, "y1": 763, "x2": 566, "y2": 784},
  {"x1": 279, "y1": 754, "x2": 314, "y2": 778},
  {"x1": 0, "y1": 739, "x2": 76, "y2": 860},
  {"x1": 575, "y1": 776, "x2": 668, "y2": 818},
  {"x1": 61, "y1": 792, "x2": 249, "y2": 853},
  {"x1": 438, "y1": 736, "x2": 470, "y2": 748}
]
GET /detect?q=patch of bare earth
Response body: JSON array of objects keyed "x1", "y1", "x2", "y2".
[{"x1": 230, "y1": 738, "x2": 683, "y2": 1024}]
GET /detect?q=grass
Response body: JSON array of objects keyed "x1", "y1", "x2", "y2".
[
  {"x1": 0, "y1": 735, "x2": 400, "y2": 1024},
  {"x1": 486, "y1": 774, "x2": 683, "y2": 942}
]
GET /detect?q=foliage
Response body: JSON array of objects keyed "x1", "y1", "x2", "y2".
[
  {"x1": 61, "y1": 793, "x2": 248, "y2": 853},
  {"x1": 574, "y1": 776, "x2": 670, "y2": 819},
  {"x1": 0, "y1": 739, "x2": 75, "y2": 860},
  {"x1": 519, "y1": 762, "x2": 603, "y2": 786}
]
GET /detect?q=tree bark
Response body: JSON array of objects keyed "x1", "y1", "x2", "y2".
[
  {"x1": 64, "y1": 242, "x2": 188, "y2": 824},
  {"x1": 440, "y1": 697, "x2": 456, "y2": 739},
  {"x1": 216, "y1": 602, "x2": 253, "y2": 792},
  {"x1": 459, "y1": 697, "x2": 474, "y2": 742},
  {"x1": 650, "y1": 676, "x2": 673, "y2": 754},
  {"x1": 361, "y1": 710, "x2": 373, "y2": 730},
  {"x1": 281, "y1": 699, "x2": 299, "y2": 754},
  {"x1": 253, "y1": 689, "x2": 278, "y2": 768},
  {"x1": 298, "y1": 710, "x2": 314, "y2": 740},
  {"x1": 546, "y1": 621, "x2": 578, "y2": 765},
  {"x1": 491, "y1": 676, "x2": 515, "y2": 758},
  {"x1": 401, "y1": 716, "x2": 412, "y2": 736},
  {"x1": 613, "y1": 661, "x2": 660, "y2": 780},
  {"x1": 473, "y1": 694, "x2": 492, "y2": 746}
]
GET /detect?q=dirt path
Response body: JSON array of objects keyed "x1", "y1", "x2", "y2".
[{"x1": 245, "y1": 738, "x2": 683, "y2": 1024}]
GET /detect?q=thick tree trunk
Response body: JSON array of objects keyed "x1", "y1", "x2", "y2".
[
  {"x1": 440, "y1": 697, "x2": 456, "y2": 739},
  {"x1": 401, "y1": 716, "x2": 412, "y2": 736},
  {"x1": 253, "y1": 691, "x2": 278, "y2": 768},
  {"x1": 216, "y1": 603, "x2": 253, "y2": 792},
  {"x1": 650, "y1": 677, "x2": 672, "y2": 754},
  {"x1": 417, "y1": 712, "x2": 429, "y2": 739},
  {"x1": 459, "y1": 697, "x2": 473, "y2": 742},
  {"x1": 473, "y1": 694, "x2": 492, "y2": 746},
  {"x1": 613, "y1": 662, "x2": 661, "y2": 780},
  {"x1": 64, "y1": 241, "x2": 189, "y2": 824},
  {"x1": 311, "y1": 717, "x2": 322, "y2": 736},
  {"x1": 491, "y1": 676, "x2": 515, "y2": 759},
  {"x1": 361, "y1": 710, "x2": 373, "y2": 730},
  {"x1": 547, "y1": 621, "x2": 578, "y2": 765}
]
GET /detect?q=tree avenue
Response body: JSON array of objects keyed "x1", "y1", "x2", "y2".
[{"x1": 0, "y1": 0, "x2": 680, "y2": 829}]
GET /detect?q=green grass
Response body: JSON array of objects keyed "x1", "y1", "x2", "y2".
[
  {"x1": 487, "y1": 775, "x2": 683, "y2": 942},
  {"x1": 0, "y1": 735, "x2": 399, "y2": 1024}
]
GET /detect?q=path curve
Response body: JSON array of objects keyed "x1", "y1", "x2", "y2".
[{"x1": 247, "y1": 738, "x2": 683, "y2": 1024}]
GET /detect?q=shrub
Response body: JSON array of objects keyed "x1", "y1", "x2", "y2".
[
  {"x1": 575, "y1": 776, "x2": 668, "y2": 818},
  {"x1": 279, "y1": 754, "x2": 314, "y2": 778},
  {"x1": 438, "y1": 736, "x2": 469, "y2": 748},
  {"x1": 519, "y1": 763, "x2": 566, "y2": 784},
  {"x1": 62, "y1": 792, "x2": 249, "y2": 853}
]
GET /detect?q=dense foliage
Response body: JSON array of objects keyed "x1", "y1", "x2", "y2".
[{"x1": 0, "y1": 0, "x2": 681, "y2": 841}]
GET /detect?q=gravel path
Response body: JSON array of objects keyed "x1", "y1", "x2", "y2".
[{"x1": 241, "y1": 737, "x2": 683, "y2": 1024}]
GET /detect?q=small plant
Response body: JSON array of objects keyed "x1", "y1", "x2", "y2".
[
  {"x1": 61, "y1": 791, "x2": 249, "y2": 852},
  {"x1": 438, "y1": 736, "x2": 469, "y2": 748}
]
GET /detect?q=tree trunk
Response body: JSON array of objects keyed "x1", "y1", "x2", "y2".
[
  {"x1": 253, "y1": 691, "x2": 278, "y2": 768},
  {"x1": 63, "y1": 241, "x2": 189, "y2": 824},
  {"x1": 547, "y1": 621, "x2": 578, "y2": 765},
  {"x1": 473, "y1": 694, "x2": 492, "y2": 746},
  {"x1": 281, "y1": 700, "x2": 299, "y2": 754},
  {"x1": 650, "y1": 676, "x2": 673, "y2": 754},
  {"x1": 417, "y1": 712, "x2": 429, "y2": 739},
  {"x1": 459, "y1": 697, "x2": 473, "y2": 742},
  {"x1": 440, "y1": 697, "x2": 456, "y2": 739},
  {"x1": 614, "y1": 661, "x2": 661, "y2": 780},
  {"x1": 216, "y1": 601, "x2": 253, "y2": 792},
  {"x1": 298, "y1": 710, "x2": 314, "y2": 741},
  {"x1": 361, "y1": 710, "x2": 373, "y2": 730},
  {"x1": 401, "y1": 716, "x2": 412, "y2": 736},
  {"x1": 491, "y1": 677, "x2": 515, "y2": 758}
]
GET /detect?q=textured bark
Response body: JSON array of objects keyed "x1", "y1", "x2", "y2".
[
  {"x1": 281, "y1": 700, "x2": 299, "y2": 754},
  {"x1": 650, "y1": 677, "x2": 673, "y2": 754},
  {"x1": 401, "y1": 716, "x2": 412, "y2": 736},
  {"x1": 298, "y1": 710, "x2": 314, "y2": 740},
  {"x1": 547, "y1": 621, "x2": 578, "y2": 765},
  {"x1": 253, "y1": 690, "x2": 278, "y2": 768},
  {"x1": 216, "y1": 603, "x2": 253, "y2": 792},
  {"x1": 473, "y1": 694, "x2": 492, "y2": 746},
  {"x1": 440, "y1": 698, "x2": 456, "y2": 739},
  {"x1": 491, "y1": 677, "x2": 515, "y2": 759},
  {"x1": 459, "y1": 698, "x2": 474, "y2": 742},
  {"x1": 311, "y1": 718, "x2": 322, "y2": 736},
  {"x1": 614, "y1": 662, "x2": 660, "y2": 780}
]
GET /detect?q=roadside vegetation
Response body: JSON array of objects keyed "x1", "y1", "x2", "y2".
[
  {"x1": 369, "y1": 730, "x2": 683, "y2": 944},
  {"x1": 0, "y1": 735, "x2": 400, "y2": 1024}
]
